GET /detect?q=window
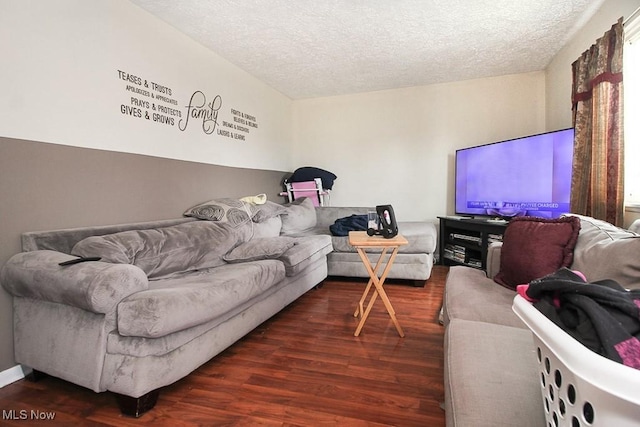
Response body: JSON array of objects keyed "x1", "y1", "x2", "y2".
[{"x1": 624, "y1": 9, "x2": 640, "y2": 207}]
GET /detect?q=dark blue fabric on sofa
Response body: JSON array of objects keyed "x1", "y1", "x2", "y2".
[{"x1": 329, "y1": 214, "x2": 368, "y2": 236}]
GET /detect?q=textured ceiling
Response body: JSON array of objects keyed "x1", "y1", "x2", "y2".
[{"x1": 130, "y1": 0, "x2": 605, "y2": 99}]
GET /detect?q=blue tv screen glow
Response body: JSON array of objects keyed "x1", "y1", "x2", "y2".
[{"x1": 455, "y1": 128, "x2": 574, "y2": 219}]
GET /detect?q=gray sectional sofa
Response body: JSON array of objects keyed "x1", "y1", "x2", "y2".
[
  {"x1": 0, "y1": 197, "x2": 437, "y2": 417},
  {"x1": 1, "y1": 206, "x2": 332, "y2": 417},
  {"x1": 442, "y1": 214, "x2": 640, "y2": 426},
  {"x1": 283, "y1": 201, "x2": 438, "y2": 283}
]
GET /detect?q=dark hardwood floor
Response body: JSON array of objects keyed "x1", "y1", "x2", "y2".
[{"x1": 0, "y1": 266, "x2": 448, "y2": 426}]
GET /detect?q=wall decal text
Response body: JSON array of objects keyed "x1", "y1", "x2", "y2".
[{"x1": 116, "y1": 69, "x2": 259, "y2": 141}]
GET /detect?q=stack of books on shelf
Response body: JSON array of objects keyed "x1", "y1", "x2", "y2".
[
  {"x1": 444, "y1": 243, "x2": 482, "y2": 268},
  {"x1": 466, "y1": 257, "x2": 482, "y2": 268},
  {"x1": 444, "y1": 243, "x2": 466, "y2": 263},
  {"x1": 449, "y1": 232, "x2": 481, "y2": 245}
]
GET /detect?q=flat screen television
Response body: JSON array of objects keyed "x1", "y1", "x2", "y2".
[{"x1": 455, "y1": 128, "x2": 574, "y2": 219}]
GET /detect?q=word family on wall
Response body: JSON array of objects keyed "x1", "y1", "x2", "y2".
[{"x1": 117, "y1": 69, "x2": 259, "y2": 141}]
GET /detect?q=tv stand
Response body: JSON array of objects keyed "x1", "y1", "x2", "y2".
[{"x1": 438, "y1": 216, "x2": 508, "y2": 271}]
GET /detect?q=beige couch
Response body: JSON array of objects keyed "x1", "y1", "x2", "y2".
[{"x1": 442, "y1": 214, "x2": 640, "y2": 427}]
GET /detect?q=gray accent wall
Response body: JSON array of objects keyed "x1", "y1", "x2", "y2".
[{"x1": 0, "y1": 136, "x2": 288, "y2": 372}]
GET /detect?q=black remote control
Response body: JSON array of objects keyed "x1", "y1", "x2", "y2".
[{"x1": 58, "y1": 256, "x2": 102, "y2": 266}]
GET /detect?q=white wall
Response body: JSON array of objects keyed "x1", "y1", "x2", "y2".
[
  {"x1": 0, "y1": 0, "x2": 293, "y2": 171},
  {"x1": 292, "y1": 72, "x2": 546, "y2": 221}
]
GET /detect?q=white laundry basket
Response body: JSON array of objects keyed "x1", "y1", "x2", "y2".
[{"x1": 513, "y1": 295, "x2": 640, "y2": 427}]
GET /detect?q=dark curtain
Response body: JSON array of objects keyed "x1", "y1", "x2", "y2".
[{"x1": 571, "y1": 18, "x2": 624, "y2": 226}]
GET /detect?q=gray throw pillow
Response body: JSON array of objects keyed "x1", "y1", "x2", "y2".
[
  {"x1": 252, "y1": 201, "x2": 287, "y2": 223},
  {"x1": 252, "y1": 216, "x2": 283, "y2": 238},
  {"x1": 184, "y1": 198, "x2": 253, "y2": 227},
  {"x1": 280, "y1": 197, "x2": 317, "y2": 235},
  {"x1": 568, "y1": 214, "x2": 640, "y2": 289},
  {"x1": 223, "y1": 237, "x2": 296, "y2": 263}
]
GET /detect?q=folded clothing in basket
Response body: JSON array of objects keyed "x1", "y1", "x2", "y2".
[{"x1": 517, "y1": 267, "x2": 640, "y2": 370}]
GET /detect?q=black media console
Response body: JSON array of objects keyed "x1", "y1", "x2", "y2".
[{"x1": 438, "y1": 216, "x2": 508, "y2": 271}]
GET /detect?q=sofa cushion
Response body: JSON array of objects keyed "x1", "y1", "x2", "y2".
[
  {"x1": 313, "y1": 206, "x2": 368, "y2": 228},
  {"x1": 494, "y1": 216, "x2": 580, "y2": 289},
  {"x1": 330, "y1": 221, "x2": 437, "y2": 254},
  {"x1": 443, "y1": 266, "x2": 525, "y2": 328},
  {"x1": 184, "y1": 198, "x2": 254, "y2": 227},
  {"x1": 280, "y1": 197, "x2": 317, "y2": 235},
  {"x1": 278, "y1": 235, "x2": 333, "y2": 276},
  {"x1": 223, "y1": 237, "x2": 296, "y2": 263},
  {"x1": 117, "y1": 260, "x2": 286, "y2": 338},
  {"x1": 251, "y1": 216, "x2": 283, "y2": 238},
  {"x1": 328, "y1": 251, "x2": 432, "y2": 281},
  {"x1": 569, "y1": 214, "x2": 640, "y2": 289},
  {"x1": 251, "y1": 201, "x2": 287, "y2": 223},
  {"x1": 444, "y1": 318, "x2": 545, "y2": 427},
  {"x1": 72, "y1": 221, "x2": 244, "y2": 279}
]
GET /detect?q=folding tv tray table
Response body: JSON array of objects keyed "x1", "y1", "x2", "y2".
[{"x1": 348, "y1": 231, "x2": 408, "y2": 337}]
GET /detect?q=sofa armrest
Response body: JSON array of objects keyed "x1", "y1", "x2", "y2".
[
  {"x1": 486, "y1": 242, "x2": 502, "y2": 279},
  {"x1": 1, "y1": 250, "x2": 148, "y2": 314}
]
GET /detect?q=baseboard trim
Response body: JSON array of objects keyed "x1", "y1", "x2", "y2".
[{"x1": 0, "y1": 365, "x2": 28, "y2": 388}]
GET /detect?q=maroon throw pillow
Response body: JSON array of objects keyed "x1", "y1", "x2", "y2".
[{"x1": 494, "y1": 216, "x2": 581, "y2": 290}]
